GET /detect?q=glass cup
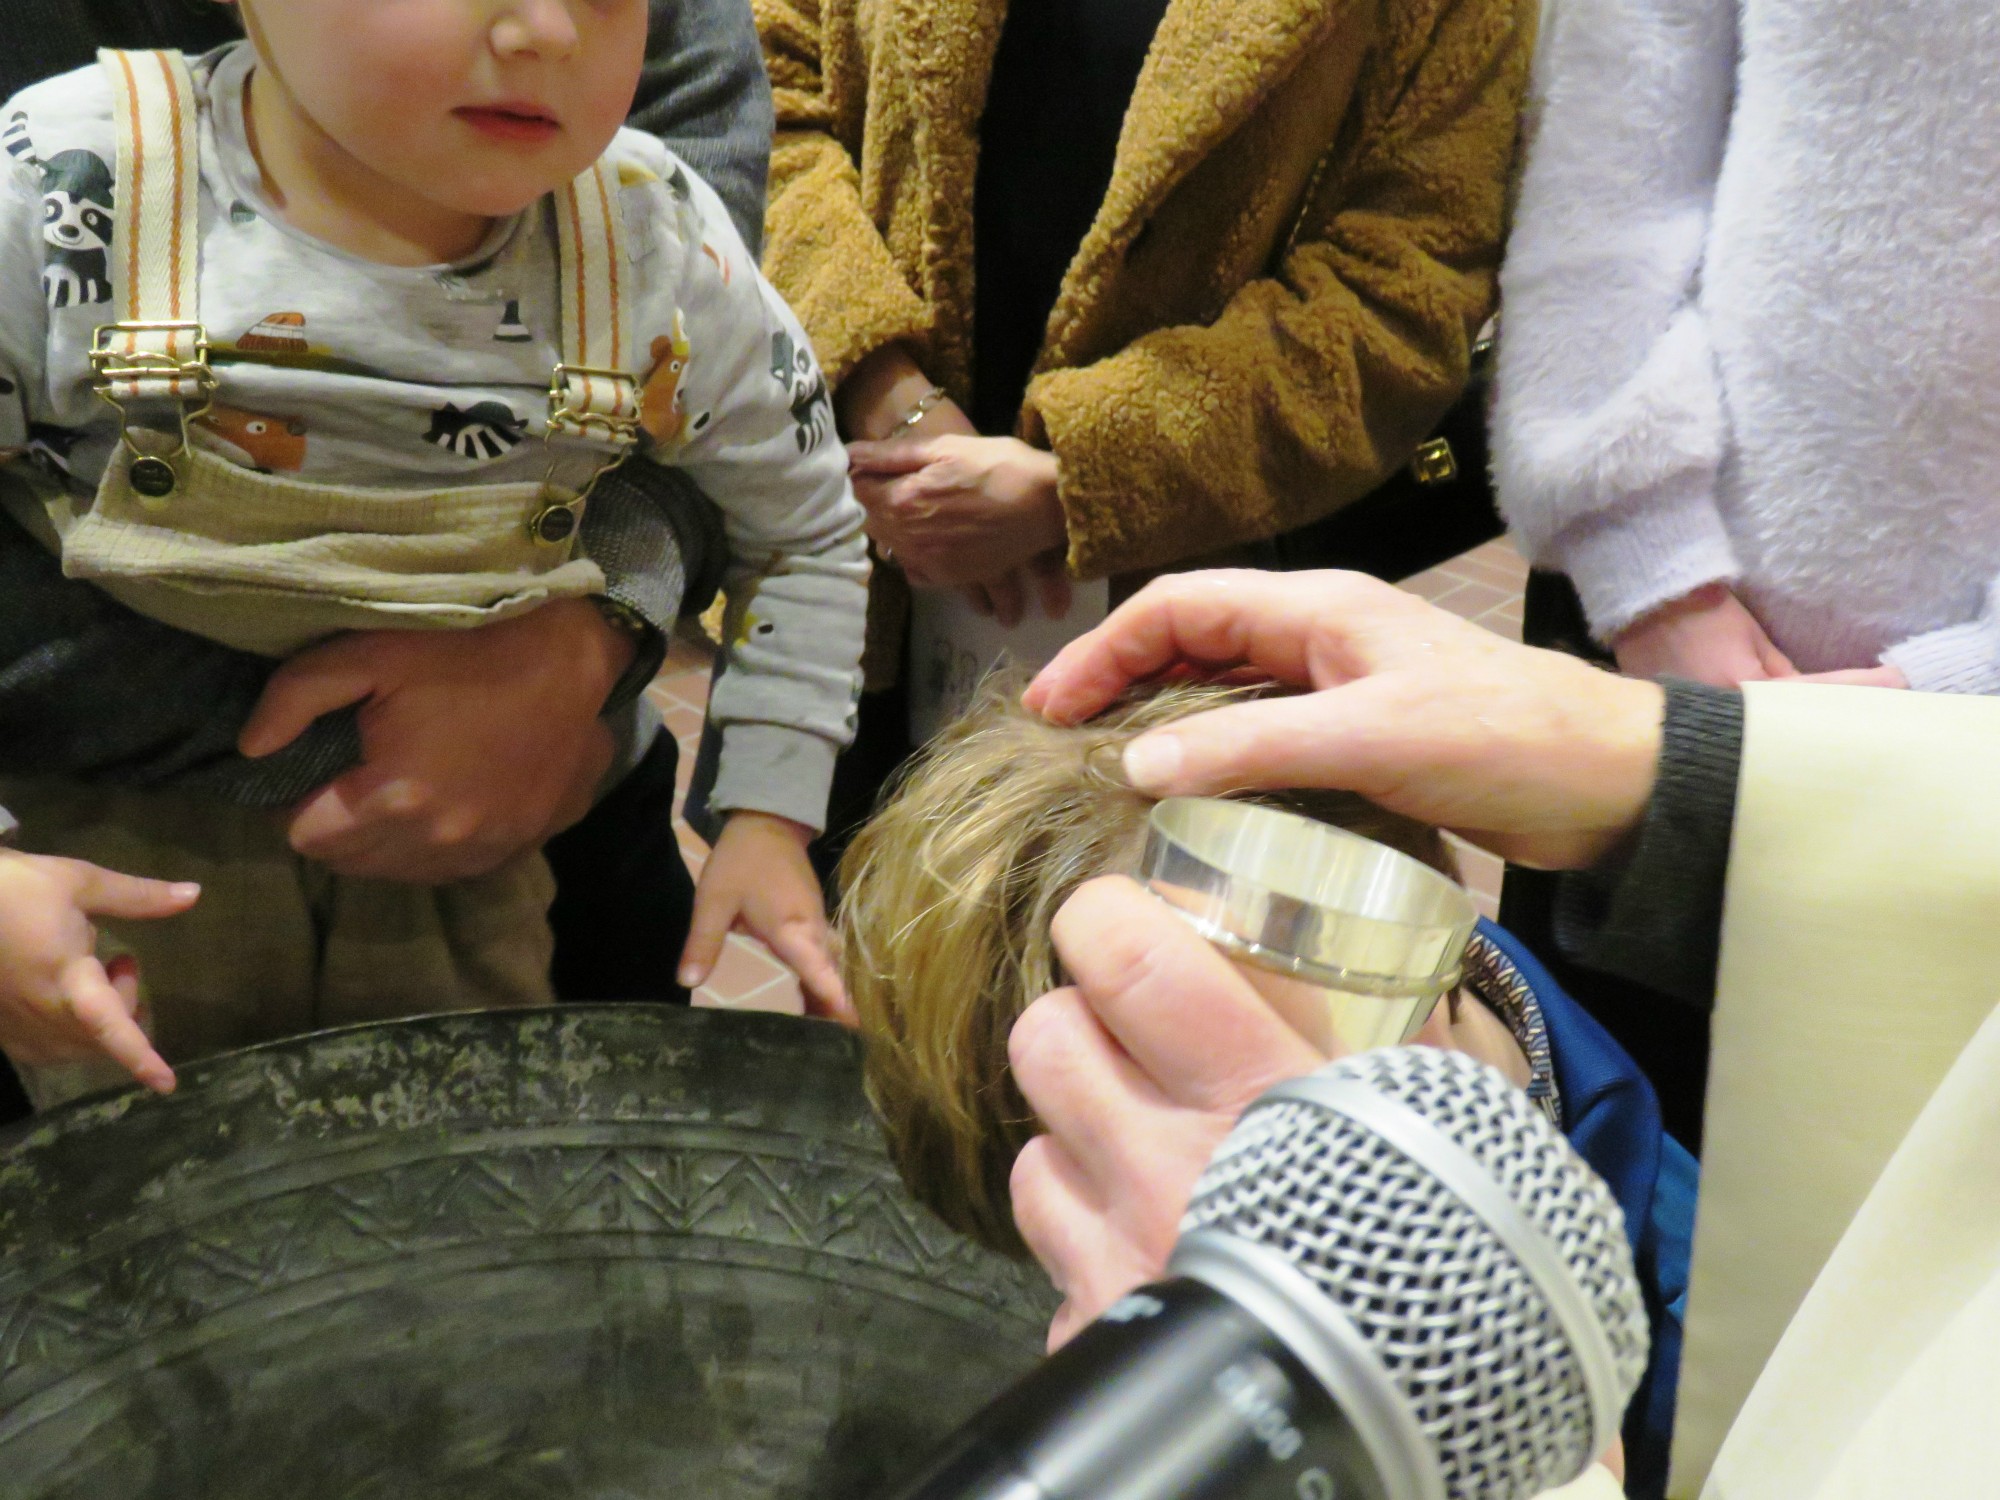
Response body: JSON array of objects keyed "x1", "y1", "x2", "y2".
[{"x1": 1138, "y1": 798, "x2": 1478, "y2": 1055}]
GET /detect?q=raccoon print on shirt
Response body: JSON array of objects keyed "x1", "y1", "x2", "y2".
[
  {"x1": 425, "y1": 400, "x2": 527, "y2": 460},
  {"x1": 37, "y1": 148, "x2": 114, "y2": 310}
]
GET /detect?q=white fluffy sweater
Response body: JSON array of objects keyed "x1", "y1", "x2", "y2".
[{"x1": 1493, "y1": 0, "x2": 2000, "y2": 691}]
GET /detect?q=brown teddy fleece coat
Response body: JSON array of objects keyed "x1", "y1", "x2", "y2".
[{"x1": 757, "y1": 0, "x2": 1534, "y2": 680}]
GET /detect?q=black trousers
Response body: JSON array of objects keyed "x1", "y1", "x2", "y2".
[{"x1": 545, "y1": 729, "x2": 697, "y2": 1006}]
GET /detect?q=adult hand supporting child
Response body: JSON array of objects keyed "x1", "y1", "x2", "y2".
[
  {"x1": 0, "y1": 851, "x2": 195, "y2": 1093},
  {"x1": 1007, "y1": 875, "x2": 1324, "y2": 1350},
  {"x1": 238, "y1": 600, "x2": 634, "y2": 884}
]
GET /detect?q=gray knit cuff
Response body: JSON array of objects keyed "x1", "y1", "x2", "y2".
[{"x1": 1554, "y1": 678, "x2": 1742, "y2": 1009}]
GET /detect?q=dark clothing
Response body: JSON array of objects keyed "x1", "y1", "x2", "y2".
[
  {"x1": 1480, "y1": 919, "x2": 1693, "y2": 1500},
  {"x1": 629, "y1": 0, "x2": 776, "y2": 261},
  {"x1": 1558, "y1": 679, "x2": 1742, "y2": 1009},
  {"x1": 1506, "y1": 569, "x2": 1737, "y2": 1148},
  {"x1": 2, "y1": 0, "x2": 239, "y2": 96},
  {"x1": 546, "y1": 732, "x2": 695, "y2": 1004},
  {"x1": 970, "y1": 0, "x2": 1170, "y2": 436}
]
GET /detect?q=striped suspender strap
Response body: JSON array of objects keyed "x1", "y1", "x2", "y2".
[
  {"x1": 89, "y1": 49, "x2": 211, "y2": 416},
  {"x1": 537, "y1": 158, "x2": 638, "y2": 542},
  {"x1": 548, "y1": 158, "x2": 638, "y2": 444}
]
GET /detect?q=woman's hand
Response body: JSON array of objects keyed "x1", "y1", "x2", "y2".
[
  {"x1": 833, "y1": 343, "x2": 1072, "y2": 625},
  {"x1": 1612, "y1": 583, "x2": 1796, "y2": 686},
  {"x1": 239, "y1": 599, "x2": 632, "y2": 884},
  {"x1": 678, "y1": 810, "x2": 851, "y2": 1022},
  {"x1": 834, "y1": 343, "x2": 970, "y2": 443},
  {"x1": 1025, "y1": 569, "x2": 1666, "y2": 870},
  {"x1": 1009, "y1": 877, "x2": 1325, "y2": 1349},
  {"x1": 845, "y1": 434, "x2": 1068, "y2": 596},
  {"x1": 0, "y1": 852, "x2": 196, "y2": 1092}
]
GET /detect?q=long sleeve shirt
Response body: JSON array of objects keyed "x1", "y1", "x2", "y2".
[{"x1": 1494, "y1": 0, "x2": 2000, "y2": 691}]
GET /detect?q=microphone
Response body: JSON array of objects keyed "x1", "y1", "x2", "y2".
[{"x1": 883, "y1": 1047, "x2": 1650, "y2": 1500}]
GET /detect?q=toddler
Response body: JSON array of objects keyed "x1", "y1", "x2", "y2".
[{"x1": 0, "y1": 0, "x2": 867, "y2": 1102}]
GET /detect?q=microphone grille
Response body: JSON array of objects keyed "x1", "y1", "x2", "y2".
[{"x1": 1179, "y1": 1047, "x2": 1649, "y2": 1500}]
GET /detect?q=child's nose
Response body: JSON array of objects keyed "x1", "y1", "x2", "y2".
[{"x1": 492, "y1": 0, "x2": 582, "y2": 59}]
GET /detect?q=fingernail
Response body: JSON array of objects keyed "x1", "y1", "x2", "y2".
[
  {"x1": 678, "y1": 964, "x2": 705, "y2": 988},
  {"x1": 1122, "y1": 733, "x2": 1183, "y2": 792},
  {"x1": 171, "y1": 883, "x2": 201, "y2": 901}
]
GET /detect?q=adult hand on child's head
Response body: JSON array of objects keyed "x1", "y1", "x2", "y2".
[
  {"x1": 1611, "y1": 582, "x2": 1796, "y2": 686},
  {"x1": 1009, "y1": 876, "x2": 1324, "y2": 1350},
  {"x1": 239, "y1": 599, "x2": 630, "y2": 884},
  {"x1": 1024, "y1": 569, "x2": 1666, "y2": 871},
  {"x1": 0, "y1": 852, "x2": 194, "y2": 1093},
  {"x1": 678, "y1": 810, "x2": 851, "y2": 1022}
]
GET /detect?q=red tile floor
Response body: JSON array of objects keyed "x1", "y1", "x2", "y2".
[{"x1": 668, "y1": 537, "x2": 1530, "y2": 1013}]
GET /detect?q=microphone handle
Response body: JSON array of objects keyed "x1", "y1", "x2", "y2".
[{"x1": 882, "y1": 1278, "x2": 1393, "y2": 1500}]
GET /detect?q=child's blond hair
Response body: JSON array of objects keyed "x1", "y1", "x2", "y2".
[{"x1": 836, "y1": 673, "x2": 1449, "y2": 1255}]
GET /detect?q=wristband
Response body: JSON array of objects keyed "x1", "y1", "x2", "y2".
[{"x1": 891, "y1": 386, "x2": 948, "y2": 435}]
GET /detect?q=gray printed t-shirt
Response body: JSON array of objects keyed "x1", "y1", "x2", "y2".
[{"x1": 0, "y1": 44, "x2": 867, "y2": 829}]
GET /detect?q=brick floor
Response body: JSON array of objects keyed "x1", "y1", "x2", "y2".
[{"x1": 673, "y1": 536, "x2": 1530, "y2": 1010}]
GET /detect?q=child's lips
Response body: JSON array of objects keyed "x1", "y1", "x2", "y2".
[{"x1": 453, "y1": 105, "x2": 561, "y2": 144}]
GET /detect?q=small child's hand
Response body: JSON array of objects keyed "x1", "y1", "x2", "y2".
[
  {"x1": 1612, "y1": 583, "x2": 1797, "y2": 686},
  {"x1": 679, "y1": 812, "x2": 850, "y2": 1023},
  {"x1": 0, "y1": 851, "x2": 197, "y2": 1093}
]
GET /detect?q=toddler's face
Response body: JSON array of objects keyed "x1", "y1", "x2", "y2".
[{"x1": 235, "y1": 0, "x2": 647, "y2": 217}]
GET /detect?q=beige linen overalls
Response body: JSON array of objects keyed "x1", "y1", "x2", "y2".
[{"x1": 5, "y1": 50, "x2": 649, "y2": 1107}]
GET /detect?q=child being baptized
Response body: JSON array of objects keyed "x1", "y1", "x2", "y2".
[
  {"x1": 837, "y1": 675, "x2": 1697, "y2": 1489},
  {"x1": 837, "y1": 676, "x2": 1550, "y2": 1256}
]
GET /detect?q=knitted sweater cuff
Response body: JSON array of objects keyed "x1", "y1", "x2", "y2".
[
  {"x1": 1554, "y1": 678, "x2": 1742, "y2": 1009},
  {"x1": 1881, "y1": 618, "x2": 2000, "y2": 695},
  {"x1": 1543, "y1": 473, "x2": 1739, "y2": 642}
]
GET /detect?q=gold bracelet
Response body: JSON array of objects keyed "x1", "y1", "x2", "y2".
[{"x1": 891, "y1": 386, "x2": 948, "y2": 434}]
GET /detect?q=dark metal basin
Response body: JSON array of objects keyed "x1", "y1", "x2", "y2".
[{"x1": 0, "y1": 1006, "x2": 1055, "y2": 1498}]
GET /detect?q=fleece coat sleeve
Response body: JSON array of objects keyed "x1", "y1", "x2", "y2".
[
  {"x1": 756, "y1": 0, "x2": 933, "y2": 388},
  {"x1": 1488, "y1": 0, "x2": 1741, "y2": 641},
  {"x1": 1021, "y1": 0, "x2": 1532, "y2": 580}
]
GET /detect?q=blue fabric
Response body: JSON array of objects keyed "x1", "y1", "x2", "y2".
[{"x1": 1477, "y1": 919, "x2": 1694, "y2": 1500}]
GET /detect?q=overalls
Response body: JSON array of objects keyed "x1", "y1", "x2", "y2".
[{"x1": 4, "y1": 50, "x2": 648, "y2": 1107}]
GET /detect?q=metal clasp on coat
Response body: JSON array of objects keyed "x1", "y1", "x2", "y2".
[
  {"x1": 536, "y1": 362, "x2": 641, "y2": 546},
  {"x1": 88, "y1": 320, "x2": 217, "y2": 506}
]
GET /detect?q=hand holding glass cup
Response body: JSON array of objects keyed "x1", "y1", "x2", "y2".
[{"x1": 1138, "y1": 798, "x2": 1478, "y2": 1055}]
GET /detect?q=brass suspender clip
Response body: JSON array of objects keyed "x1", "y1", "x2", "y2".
[
  {"x1": 537, "y1": 362, "x2": 641, "y2": 545},
  {"x1": 89, "y1": 320, "x2": 217, "y2": 505}
]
